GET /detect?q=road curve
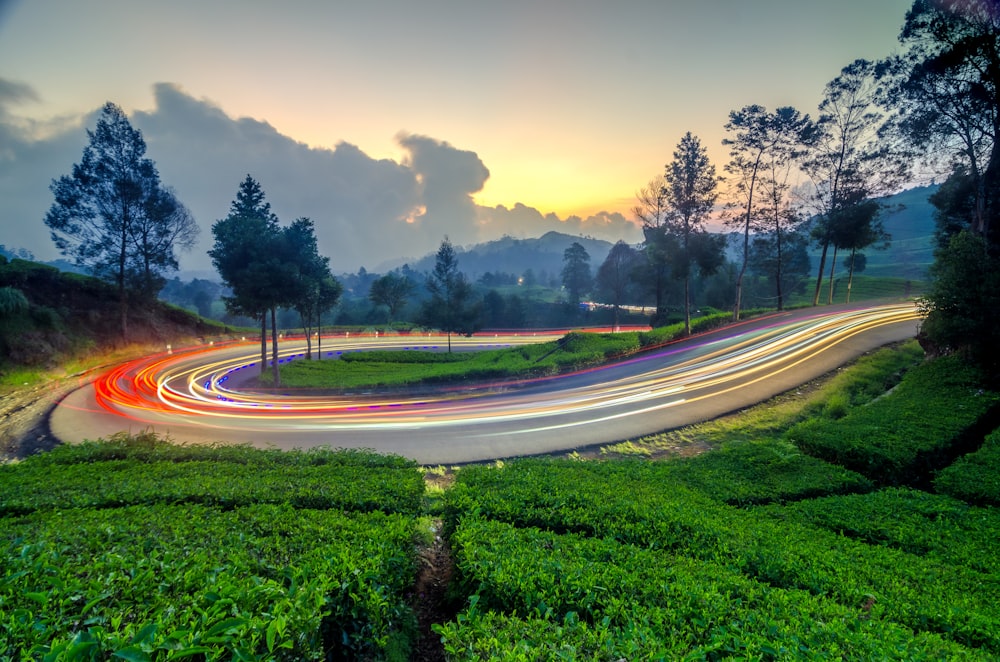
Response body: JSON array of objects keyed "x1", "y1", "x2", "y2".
[{"x1": 50, "y1": 302, "x2": 922, "y2": 464}]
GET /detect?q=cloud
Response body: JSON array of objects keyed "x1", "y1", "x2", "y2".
[
  {"x1": 477, "y1": 203, "x2": 642, "y2": 246},
  {"x1": 396, "y1": 132, "x2": 489, "y2": 244},
  {"x1": 0, "y1": 82, "x2": 640, "y2": 275}
]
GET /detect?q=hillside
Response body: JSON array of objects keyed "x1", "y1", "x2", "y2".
[
  {"x1": 399, "y1": 231, "x2": 615, "y2": 281},
  {"x1": 806, "y1": 184, "x2": 938, "y2": 280},
  {"x1": 0, "y1": 258, "x2": 232, "y2": 375}
]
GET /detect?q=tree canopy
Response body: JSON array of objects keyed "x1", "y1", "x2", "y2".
[{"x1": 44, "y1": 102, "x2": 197, "y2": 339}]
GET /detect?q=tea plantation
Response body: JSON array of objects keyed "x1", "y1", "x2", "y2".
[{"x1": 2, "y1": 349, "x2": 999, "y2": 660}]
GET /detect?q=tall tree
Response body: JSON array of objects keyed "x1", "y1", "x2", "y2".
[
  {"x1": 595, "y1": 240, "x2": 641, "y2": 329},
  {"x1": 209, "y1": 175, "x2": 280, "y2": 377},
  {"x1": 663, "y1": 132, "x2": 724, "y2": 333},
  {"x1": 44, "y1": 102, "x2": 197, "y2": 339},
  {"x1": 885, "y1": 2, "x2": 1000, "y2": 375},
  {"x1": 369, "y1": 271, "x2": 415, "y2": 324},
  {"x1": 560, "y1": 241, "x2": 593, "y2": 310},
  {"x1": 802, "y1": 59, "x2": 905, "y2": 306},
  {"x1": 632, "y1": 176, "x2": 672, "y2": 323},
  {"x1": 884, "y1": 0, "x2": 1000, "y2": 244},
  {"x1": 723, "y1": 105, "x2": 814, "y2": 317},
  {"x1": 285, "y1": 217, "x2": 340, "y2": 360},
  {"x1": 421, "y1": 237, "x2": 479, "y2": 352},
  {"x1": 749, "y1": 229, "x2": 812, "y2": 308}
]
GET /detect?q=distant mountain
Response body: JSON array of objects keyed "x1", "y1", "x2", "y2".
[{"x1": 394, "y1": 231, "x2": 617, "y2": 281}]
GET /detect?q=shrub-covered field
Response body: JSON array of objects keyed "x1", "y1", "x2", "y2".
[
  {"x1": 0, "y1": 436, "x2": 426, "y2": 660},
  {"x1": 4, "y1": 345, "x2": 1000, "y2": 660},
  {"x1": 786, "y1": 355, "x2": 1000, "y2": 486}
]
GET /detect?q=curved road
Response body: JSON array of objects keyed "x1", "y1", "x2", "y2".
[{"x1": 50, "y1": 302, "x2": 922, "y2": 464}]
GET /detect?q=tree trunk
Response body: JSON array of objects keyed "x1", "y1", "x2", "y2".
[
  {"x1": 271, "y1": 307, "x2": 280, "y2": 387},
  {"x1": 846, "y1": 249, "x2": 856, "y2": 303},
  {"x1": 260, "y1": 315, "x2": 267, "y2": 378},
  {"x1": 827, "y1": 246, "x2": 839, "y2": 305},
  {"x1": 812, "y1": 239, "x2": 829, "y2": 306},
  {"x1": 684, "y1": 275, "x2": 691, "y2": 335},
  {"x1": 775, "y1": 231, "x2": 785, "y2": 311}
]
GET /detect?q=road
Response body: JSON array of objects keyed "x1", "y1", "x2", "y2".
[{"x1": 49, "y1": 302, "x2": 922, "y2": 464}]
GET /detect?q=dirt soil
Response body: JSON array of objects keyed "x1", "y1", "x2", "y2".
[{"x1": 0, "y1": 377, "x2": 75, "y2": 462}]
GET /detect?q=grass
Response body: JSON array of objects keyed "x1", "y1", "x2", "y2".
[
  {"x1": 271, "y1": 311, "x2": 741, "y2": 390},
  {"x1": 600, "y1": 339, "x2": 926, "y2": 458}
]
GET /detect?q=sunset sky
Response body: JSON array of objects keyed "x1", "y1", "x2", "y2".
[{"x1": 0, "y1": 0, "x2": 916, "y2": 272}]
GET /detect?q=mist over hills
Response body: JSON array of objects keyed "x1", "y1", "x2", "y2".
[{"x1": 386, "y1": 231, "x2": 616, "y2": 282}]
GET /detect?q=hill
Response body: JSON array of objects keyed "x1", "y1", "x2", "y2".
[
  {"x1": 395, "y1": 231, "x2": 615, "y2": 281},
  {"x1": 0, "y1": 257, "x2": 231, "y2": 376},
  {"x1": 806, "y1": 184, "x2": 938, "y2": 281}
]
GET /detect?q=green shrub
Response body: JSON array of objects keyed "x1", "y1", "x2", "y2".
[
  {"x1": 786, "y1": 355, "x2": 999, "y2": 485},
  {"x1": 934, "y1": 428, "x2": 1000, "y2": 505}
]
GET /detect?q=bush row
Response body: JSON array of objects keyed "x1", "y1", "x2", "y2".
[
  {"x1": 439, "y1": 517, "x2": 982, "y2": 660},
  {"x1": 1, "y1": 503, "x2": 417, "y2": 660},
  {"x1": 21, "y1": 432, "x2": 417, "y2": 469},
  {"x1": 640, "y1": 440, "x2": 873, "y2": 506},
  {"x1": 444, "y1": 459, "x2": 1000, "y2": 652},
  {"x1": 754, "y1": 487, "x2": 1000, "y2": 574},
  {"x1": 0, "y1": 457, "x2": 424, "y2": 517},
  {"x1": 934, "y1": 427, "x2": 1000, "y2": 505},
  {"x1": 785, "y1": 355, "x2": 999, "y2": 485}
]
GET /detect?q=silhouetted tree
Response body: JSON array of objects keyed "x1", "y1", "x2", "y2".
[
  {"x1": 883, "y1": 0, "x2": 1000, "y2": 245},
  {"x1": 421, "y1": 237, "x2": 479, "y2": 351},
  {"x1": 369, "y1": 271, "x2": 415, "y2": 324},
  {"x1": 209, "y1": 175, "x2": 281, "y2": 377},
  {"x1": 595, "y1": 241, "x2": 641, "y2": 329},
  {"x1": 663, "y1": 132, "x2": 725, "y2": 333},
  {"x1": 561, "y1": 241, "x2": 593, "y2": 309},
  {"x1": 632, "y1": 175, "x2": 671, "y2": 321},
  {"x1": 723, "y1": 105, "x2": 814, "y2": 318},
  {"x1": 802, "y1": 60, "x2": 905, "y2": 306},
  {"x1": 44, "y1": 102, "x2": 197, "y2": 339},
  {"x1": 285, "y1": 217, "x2": 341, "y2": 359}
]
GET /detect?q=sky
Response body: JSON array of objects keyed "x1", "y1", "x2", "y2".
[{"x1": 0, "y1": 0, "x2": 916, "y2": 275}]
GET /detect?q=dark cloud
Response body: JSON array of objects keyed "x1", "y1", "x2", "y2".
[
  {"x1": 397, "y1": 132, "x2": 489, "y2": 245},
  {"x1": 0, "y1": 82, "x2": 640, "y2": 274}
]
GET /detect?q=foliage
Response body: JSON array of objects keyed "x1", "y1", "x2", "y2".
[
  {"x1": 421, "y1": 238, "x2": 480, "y2": 350},
  {"x1": 0, "y1": 285, "x2": 29, "y2": 316},
  {"x1": 560, "y1": 241, "x2": 593, "y2": 308},
  {"x1": 803, "y1": 59, "x2": 905, "y2": 306},
  {"x1": 369, "y1": 271, "x2": 416, "y2": 324},
  {"x1": 885, "y1": 0, "x2": 1000, "y2": 244},
  {"x1": 934, "y1": 428, "x2": 1000, "y2": 506},
  {"x1": 594, "y1": 240, "x2": 642, "y2": 327},
  {"x1": 43, "y1": 102, "x2": 197, "y2": 338},
  {"x1": 444, "y1": 457, "x2": 1000, "y2": 654},
  {"x1": 662, "y1": 132, "x2": 725, "y2": 333},
  {"x1": 755, "y1": 487, "x2": 1000, "y2": 574},
  {"x1": 441, "y1": 517, "x2": 980, "y2": 660},
  {"x1": 0, "y1": 504, "x2": 417, "y2": 659},
  {"x1": 0, "y1": 439, "x2": 424, "y2": 518},
  {"x1": 0, "y1": 435, "x2": 424, "y2": 658},
  {"x1": 724, "y1": 105, "x2": 815, "y2": 316},
  {"x1": 918, "y1": 230, "x2": 1000, "y2": 376},
  {"x1": 785, "y1": 354, "x2": 999, "y2": 485}
]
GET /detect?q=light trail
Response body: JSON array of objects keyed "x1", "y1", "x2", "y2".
[{"x1": 52, "y1": 303, "x2": 922, "y2": 462}]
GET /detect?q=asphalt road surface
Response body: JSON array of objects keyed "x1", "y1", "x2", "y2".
[{"x1": 49, "y1": 302, "x2": 922, "y2": 464}]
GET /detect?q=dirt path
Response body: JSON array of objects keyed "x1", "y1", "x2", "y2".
[{"x1": 0, "y1": 377, "x2": 74, "y2": 461}]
